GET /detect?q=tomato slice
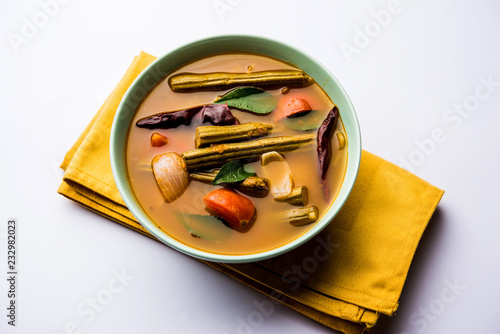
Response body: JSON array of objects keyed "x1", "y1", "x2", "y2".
[
  {"x1": 275, "y1": 96, "x2": 312, "y2": 120},
  {"x1": 203, "y1": 188, "x2": 255, "y2": 230},
  {"x1": 150, "y1": 132, "x2": 168, "y2": 147}
]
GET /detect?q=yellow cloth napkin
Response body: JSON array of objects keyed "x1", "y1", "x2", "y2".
[{"x1": 58, "y1": 52, "x2": 444, "y2": 334}]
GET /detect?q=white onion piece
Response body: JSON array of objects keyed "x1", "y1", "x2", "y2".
[
  {"x1": 260, "y1": 151, "x2": 294, "y2": 199},
  {"x1": 152, "y1": 152, "x2": 189, "y2": 203}
]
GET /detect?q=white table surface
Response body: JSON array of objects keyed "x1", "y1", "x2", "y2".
[{"x1": 1, "y1": 0, "x2": 499, "y2": 333}]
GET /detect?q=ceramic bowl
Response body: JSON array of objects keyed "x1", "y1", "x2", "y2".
[{"x1": 110, "y1": 35, "x2": 361, "y2": 263}]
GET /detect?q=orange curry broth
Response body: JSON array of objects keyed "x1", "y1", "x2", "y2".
[{"x1": 126, "y1": 53, "x2": 347, "y2": 255}]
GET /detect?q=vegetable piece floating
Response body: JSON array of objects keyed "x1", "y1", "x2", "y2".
[
  {"x1": 182, "y1": 134, "x2": 315, "y2": 170},
  {"x1": 136, "y1": 106, "x2": 202, "y2": 129},
  {"x1": 169, "y1": 70, "x2": 312, "y2": 92},
  {"x1": 175, "y1": 212, "x2": 232, "y2": 241},
  {"x1": 201, "y1": 104, "x2": 239, "y2": 126},
  {"x1": 150, "y1": 132, "x2": 168, "y2": 147},
  {"x1": 337, "y1": 133, "x2": 346, "y2": 150},
  {"x1": 260, "y1": 151, "x2": 294, "y2": 199},
  {"x1": 275, "y1": 185, "x2": 309, "y2": 206},
  {"x1": 317, "y1": 106, "x2": 339, "y2": 180},
  {"x1": 203, "y1": 188, "x2": 256, "y2": 230},
  {"x1": 152, "y1": 152, "x2": 189, "y2": 203},
  {"x1": 189, "y1": 171, "x2": 270, "y2": 197},
  {"x1": 214, "y1": 87, "x2": 277, "y2": 114},
  {"x1": 212, "y1": 160, "x2": 255, "y2": 185},
  {"x1": 281, "y1": 97, "x2": 312, "y2": 118},
  {"x1": 195, "y1": 122, "x2": 273, "y2": 148},
  {"x1": 279, "y1": 206, "x2": 319, "y2": 226}
]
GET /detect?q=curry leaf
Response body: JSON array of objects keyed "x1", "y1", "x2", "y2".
[
  {"x1": 216, "y1": 87, "x2": 264, "y2": 101},
  {"x1": 175, "y1": 212, "x2": 232, "y2": 240},
  {"x1": 212, "y1": 160, "x2": 255, "y2": 185},
  {"x1": 281, "y1": 109, "x2": 325, "y2": 131},
  {"x1": 214, "y1": 87, "x2": 277, "y2": 114}
]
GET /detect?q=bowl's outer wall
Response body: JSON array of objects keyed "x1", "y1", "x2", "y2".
[{"x1": 110, "y1": 35, "x2": 361, "y2": 263}]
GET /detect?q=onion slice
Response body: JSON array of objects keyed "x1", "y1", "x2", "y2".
[
  {"x1": 260, "y1": 151, "x2": 294, "y2": 199},
  {"x1": 152, "y1": 152, "x2": 189, "y2": 203}
]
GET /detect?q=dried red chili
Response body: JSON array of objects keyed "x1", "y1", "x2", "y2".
[
  {"x1": 317, "y1": 106, "x2": 338, "y2": 180},
  {"x1": 201, "y1": 104, "x2": 240, "y2": 126},
  {"x1": 135, "y1": 106, "x2": 202, "y2": 129}
]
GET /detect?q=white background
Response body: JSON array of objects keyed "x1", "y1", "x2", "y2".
[{"x1": 1, "y1": 0, "x2": 500, "y2": 333}]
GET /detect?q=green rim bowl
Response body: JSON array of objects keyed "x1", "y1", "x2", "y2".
[{"x1": 110, "y1": 35, "x2": 361, "y2": 263}]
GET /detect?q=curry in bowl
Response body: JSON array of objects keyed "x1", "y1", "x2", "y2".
[{"x1": 125, "y1": 52, "x2": 347, "y2": 256}]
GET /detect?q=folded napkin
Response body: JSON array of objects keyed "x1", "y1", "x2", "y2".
[{"x1": 58, "y1": 52, "x2": 444, "y2": 334}]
